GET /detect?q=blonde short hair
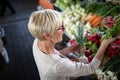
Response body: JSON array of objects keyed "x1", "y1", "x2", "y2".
[{"x1": 28, "y1": 9, "x2": 62, "y2": 41}]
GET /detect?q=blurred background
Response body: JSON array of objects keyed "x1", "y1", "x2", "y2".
[{"x1": 0, "y1": 0, "x2": 39, "y2": 80}]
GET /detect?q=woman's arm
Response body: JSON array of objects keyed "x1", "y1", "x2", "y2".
[
  {"x1": 59, "y1": 44, "x2": 80, "y2": 55},
  {"x1": 94, "y1": 38, "x2": 116, "y2": 61},
  {"x1": 56, "y1": 36, "x2": 120, "y2": 77}
]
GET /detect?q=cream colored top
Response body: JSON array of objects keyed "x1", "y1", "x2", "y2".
[{"x1": 32, "y1": 39, "x2": 101, "y2": 80}]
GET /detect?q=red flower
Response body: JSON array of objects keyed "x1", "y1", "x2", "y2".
[
  {"x1": 88, "y1": 33, "x2": 101, "y2": 46},
  {"x1": 85, "y1": 30, "x2": 89, "y2": 37},
  {"x1": 83, "y1": 47, "x2": 91, "y2": 57},
  {"x1": 69, "y1": 39, "x2": 76, "y2": 45},
  {"x1": 105, "y1": 16, "x2": 117, "y2": 28},
  {"x1": 88, "y1": 56, "x2": 93, "y2": 62},
  {"x1": 115, "y1": 39, "x2": 120, "y2": 44},
  {"x1": 106, "y1": 40, "x2": 120, "y2": 59}
]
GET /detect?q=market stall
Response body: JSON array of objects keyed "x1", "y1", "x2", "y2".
[{"x1": 57, "y1": 0, "x2": 120, "y2": 80}]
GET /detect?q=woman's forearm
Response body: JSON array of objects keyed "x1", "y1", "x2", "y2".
[
  {"x1": 94, "y1": 42, "x2": 108, "y2": 61},
  {"x1": 59, "y1": 47, "x2": 70, "y2": 55},
  {"x1": 94, "y1": 36, "x2": 120, "y2": 61}
]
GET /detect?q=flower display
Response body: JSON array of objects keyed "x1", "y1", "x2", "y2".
[
  {"x1": 95, "y1": 69, "x2": 118, "y2": 80},
  {"x1": 105, "y1": 39, "x2": 120, "y2": 59},
  {"x1": 103, "y1": 16, "x2": 117, "y2": 28},
  {"x1": 68, "y1": 15, "x2": 120, "y2": 79},
  {"x1": 59, "y1": 1, "x2": 120, "y2": 79},
  {"x1": 83, "y1": 32, "x2": 102, "y2": 62}
]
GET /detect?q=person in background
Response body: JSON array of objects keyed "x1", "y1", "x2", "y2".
[
  {"x1": 49, "y1": 0, "x2": 62, "y2": 12},
  {"x1": 28, "y1": 9, "x2": 120, "y2": 80},
  {"x1": 38, "y1": 0, "x2": 54, "y2": 10},
  {"x1": 0, "y1": 0, "x2": 16, "y2": 17},
  {"x1": 38, "y1": 0, "x2": 62, "y2": 12}
]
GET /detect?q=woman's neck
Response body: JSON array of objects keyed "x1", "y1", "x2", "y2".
[{"x1": 37, "y1": 40, "x2": 55, "y2": 54}]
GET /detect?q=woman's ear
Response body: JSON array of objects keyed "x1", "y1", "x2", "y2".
[{"x1": 43, "y1": 33, "x2": 50, "y2": 40}]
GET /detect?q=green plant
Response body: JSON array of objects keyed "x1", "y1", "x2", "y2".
[{"x1": 73, "y1": 22, "x2": 85, "y2": 56}]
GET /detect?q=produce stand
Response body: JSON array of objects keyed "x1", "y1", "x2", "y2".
[
  {"x1": 56, "y1": 0, "x2": 120, "y2": 80},
  {"x1": 37, "y1": 0, "x2": 120, "y2": 79}
]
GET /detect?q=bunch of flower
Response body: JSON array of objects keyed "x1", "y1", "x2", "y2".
[
  {"x1": 103, "y1": 15, "x2": 120, "y2": 39},
  {"x1": 95, "y1": 69, "x2": 118, "y2": 80},
  {"x1": 68, "y1": 15, "x2": 120, "y2": 79},
  {"x1": 105, "y1": 38, "x2": 120, "y2": 59},
  {"x1": 84, "y1": 16, "x2": 120, "y2": 79},
  {"x1": 103, "y1": 16, "x2": 117, "y2": 28},
  {"x1": 83, "y1": 28, "x2": 103, "y2": 62}
]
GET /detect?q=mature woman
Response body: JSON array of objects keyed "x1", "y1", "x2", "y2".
[{"x1": 28, "y1": 9, "x2": 119, "y2": 80}]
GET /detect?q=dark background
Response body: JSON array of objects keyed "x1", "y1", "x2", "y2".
[{"x1": 0, "y1": 0, "x2": 40, "y2": 80}]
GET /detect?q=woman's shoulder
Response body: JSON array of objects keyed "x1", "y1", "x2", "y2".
[{"x1": 33, "y1": 38, "x2": 38, "y2": 48}]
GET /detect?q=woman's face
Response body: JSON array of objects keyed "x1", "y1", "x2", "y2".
[{"x1": 51, "y1": 22, "x2": 65, "y2": 43}]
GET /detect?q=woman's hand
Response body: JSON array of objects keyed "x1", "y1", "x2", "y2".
[
  {"x1": 102, "y1": 35, "x2": 120, "y2": 46},
  {"x1": 94, "y1": 35, "x2": 120, "y2": 61},
  {"x1": 59, "y1": 44, "x2": 80, "y2": 55},
  {"x1": 68, "y1": 44, "x2": 80, "y2": 53}
]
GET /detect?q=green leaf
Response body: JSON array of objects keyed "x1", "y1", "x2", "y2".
[{"x1": 73, "y1": 22, "x2": 85, "y2": 56}]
